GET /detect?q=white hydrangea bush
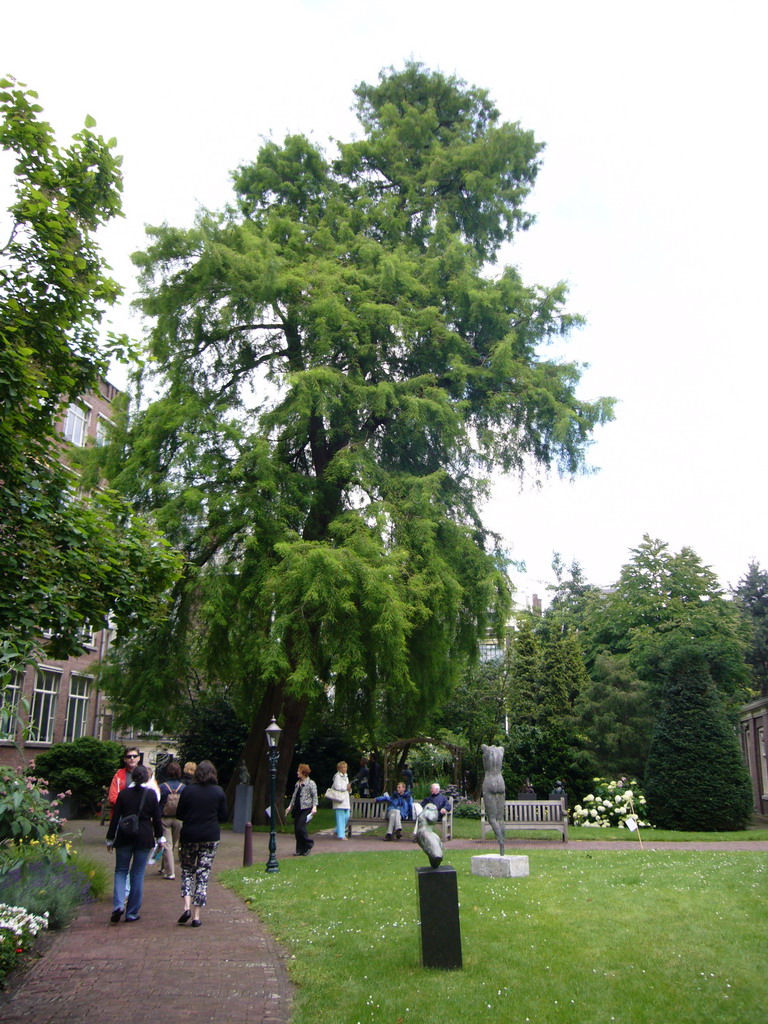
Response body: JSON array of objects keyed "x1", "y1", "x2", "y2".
[
  {"x1": 571, "y1": 778, "x2": 651, "y2": 828},
  {"x1": 0, "y1": 903, "x2": 49, "y2": 937},
  {"x1": 0, "y1": 902, "x2": 49, "y2": 979}
]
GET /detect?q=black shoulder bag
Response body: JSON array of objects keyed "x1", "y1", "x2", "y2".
[{"x1": 117, "y1": 787, "x2": 149, "y2": 838}]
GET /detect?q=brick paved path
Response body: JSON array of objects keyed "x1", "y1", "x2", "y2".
[
  {"x1": 0, "y1": 820, "x2": 294, "y2": 1024},
  {"x1": 2, "y1": 818, "x2": 766, "y2": 1024}
]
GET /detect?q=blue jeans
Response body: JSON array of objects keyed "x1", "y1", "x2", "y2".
[
  {"x1": 114, "y1": 845, "x2": 151, "y2": 920},
  {"x1": 335, "y1": 807, "x2": 350, "y2": 838}
]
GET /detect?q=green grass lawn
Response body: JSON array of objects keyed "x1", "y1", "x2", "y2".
[{"x1": 222, "y1": 847, "x2": 767, "y2": 1024}]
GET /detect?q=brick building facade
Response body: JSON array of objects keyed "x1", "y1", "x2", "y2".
[
  {"x1": 740, "y1": 695, "x2": 768, "y2": 817},
  {"x1": 0, "y1": 380, "x2": 125, "y2": 769}
]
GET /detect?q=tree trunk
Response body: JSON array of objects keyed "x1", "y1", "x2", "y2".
[{"x1": 225, "y1": 682, "x2": 308, "y2": 825}]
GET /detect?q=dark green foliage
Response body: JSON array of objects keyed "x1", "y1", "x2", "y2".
[
  {"x1": 573, "y1": 653, "x2": 653, "y2": 781},
  {"x1": 32, "y1": 737, "x2": 123, "y2": 815},
  {"x1": 175, "y1": 691, "x2": 249, "y2": 789},
  {"x1": 644, "y1": 638, "x2": 753, "y2": 831},
  {"x1": 503, "y1": 619, "x2": 587, "y2": 795},
  {"x1": 733, "y1": 560, "x2": 768, "y2": 697},
  {"x1": 288, "y1": 726, "x2": 362, "y2": 802},
  {"x1": 558, "y1": 537, "x2": 752, "y2": 789},
  {"x1": 504, "y1": 722, "x2": 571, "y2": 798},
  {"x1": 432, "y1": 658, "x2": 509, "y2": 794},
  {"x1": 586, "y1": 537, "x2": 750, "y2": 707},
  {"x1": 453, "y1": 801, "x2": 481, "y2": 819}
]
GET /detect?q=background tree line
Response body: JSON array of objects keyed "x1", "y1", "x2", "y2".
[{"x1": 428, "y1": 536, "x2": 759, "y2": 830}]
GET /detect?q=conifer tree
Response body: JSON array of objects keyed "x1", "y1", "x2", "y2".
[
  {"x1": 733, "y1": 560, "x2": 768, "y2": 697},
  {"x1": 644, "y1": 637, "x2": 753, "y2": 831},
  {"x1": 98, "y1": 64, "x2": 613, "y2": 810}
]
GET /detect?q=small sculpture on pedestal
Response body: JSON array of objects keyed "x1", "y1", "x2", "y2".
[
  {"x1": 239, "y1": 761, "x2": 250, "y2": 786},
  {"x1": 415, "y1": 805, "x2": 444, "y2": 868},
  {"x1": 481, "y1": 743, "x2": 506, "y2": 856}
]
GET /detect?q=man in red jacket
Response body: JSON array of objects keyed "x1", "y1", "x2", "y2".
[{"x1": 107, "y1": 747, "x2": 141, "y2": 816}]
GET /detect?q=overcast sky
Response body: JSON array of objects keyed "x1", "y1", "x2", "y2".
[{"x1": 4, "y1": 0, "x2": 766, "y2": 600}]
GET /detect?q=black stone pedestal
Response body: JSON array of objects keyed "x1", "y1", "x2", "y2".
[{"x1": 415, "y1": 865, "x2": 462, "y2": 969}]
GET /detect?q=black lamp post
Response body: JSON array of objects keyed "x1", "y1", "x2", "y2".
[{"x1": 265, "y1": 716, "x2": 282, "y2": 873}]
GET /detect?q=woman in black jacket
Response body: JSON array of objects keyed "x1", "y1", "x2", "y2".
[
  {"x1": 176, "y1": 760, "x2": 228, "y2": 927},
  {"x1": 106, "y1": 764, "x2": 165, "y2": 923}
]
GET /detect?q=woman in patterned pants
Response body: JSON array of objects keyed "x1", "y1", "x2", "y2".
[{"x1": 175, "y1": 760, "x2": 228, "y2": 927}]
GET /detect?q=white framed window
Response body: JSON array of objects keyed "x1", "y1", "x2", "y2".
[
  {"x1": 479, "y1": 640, "x2": 504, "y2": 663},
  {"x1": 29, "y1": 668, "x2": 61, "y2": 744},
  {"x1": 0, "y1": 671, "x2": 23, "y2": 740},
  {"x1": 63, "y1": 403, "x2": 90, "y2": 447},
  {"x1": 64, "y1": 674, "x2": 92, "y2": 741},
  {"x1": 95, "y1": 415, "x2": 113, "y2": 447},
  {"x1": 78, "y1": 622, "x2": 95, "y2": 648}
]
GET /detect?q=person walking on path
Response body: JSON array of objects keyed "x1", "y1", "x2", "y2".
[
  {"x1": 330, "y1": 760, "x2": 352, "y2": 840},
  {"x1": 106, "y1": 763, "x2": 165, "y2": 923},
  {"x1": 106, "y1": 746, "x2": 141, "y2": 817},
  {"x1": 158, "y1": 760, "x2": 185, "y2": 879},
  {"x1": 287, "y1": 763, "x2": 318, "y2": 855},
  {"x1": 176, "y1": 759, "x2": 228, "y2": 928}
]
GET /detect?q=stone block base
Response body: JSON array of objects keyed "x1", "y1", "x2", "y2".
[{"x1": 470, "y1": 854, "x2": 529, "y2": 878}]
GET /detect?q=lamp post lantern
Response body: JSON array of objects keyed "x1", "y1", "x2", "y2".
[{"x1": 265, "y1": 716, "x2": 282, "y2": 873}]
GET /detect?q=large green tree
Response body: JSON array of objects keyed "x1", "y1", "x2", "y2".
[
  {"x1": 99, "y1": 64, "x2": 613, "y2": 812},
  {"x1": 0, "y1": 78, "x2": 181, "y2": 672}
]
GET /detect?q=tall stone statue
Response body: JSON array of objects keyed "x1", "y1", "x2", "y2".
[
  {"x1": 481, "y1": 743, "x2": 506, "y2": 856},
  {"x1": 415, "y1": 805, "x2": 444, "y2": 868}
]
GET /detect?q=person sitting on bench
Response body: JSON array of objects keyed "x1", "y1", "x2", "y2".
[
  {"x1": 413, "y1": 782, "x2": 450, "y2": 838},
  {"x1": 375, "y1": 782, "x2": 413, "y2": 840}
]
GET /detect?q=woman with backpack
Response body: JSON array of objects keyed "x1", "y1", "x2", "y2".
[
  {"x1": 176, "y1": 760, "x2": 228, "y2": 927},
  {"x1": 158, "y1": 761, "x2": 185, "y2": 880},
  {"x1": 105, "y1": 764, "x2": 165, "y2": 923}
]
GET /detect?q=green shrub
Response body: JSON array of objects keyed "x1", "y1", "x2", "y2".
[
  {"x1": 31, "y1": 737, "x2": 124, "y2": 816},
  {"x1": 453, "y1": 801, "x2": 481, "y2": 819},
  {"x1": 0, "y1": 766, "x2": 63, "y2": 843}
]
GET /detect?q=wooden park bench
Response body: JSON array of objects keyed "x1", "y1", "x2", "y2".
[
  {"x1": 480, "y1": 798, "x2": 569, "y2": 842},
  {"x1": 344, "y1": 796, "x2": 454, "y2": 842}
]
